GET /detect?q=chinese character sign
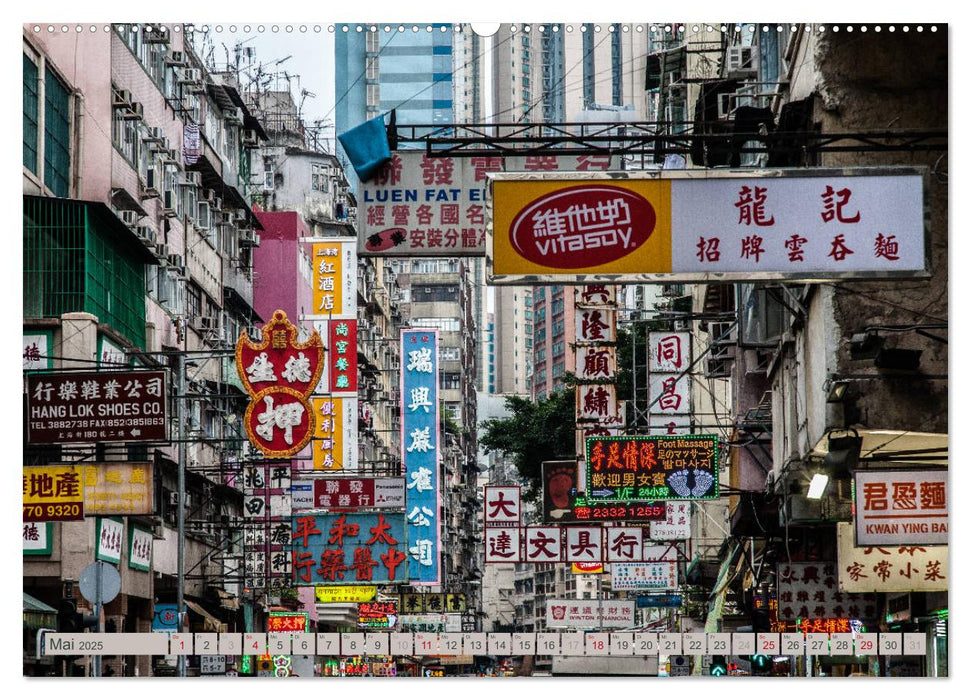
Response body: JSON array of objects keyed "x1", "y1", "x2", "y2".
[
  {"x1": 649, "y1": 502, "x2": 692, "y2": 540},
  {"x1": 23, "y1": 465, "x2": 84, "y2": 522},
  {"x1": 82, "y1": 462, "x2": 154, "y2": 516},
  {"x1": 836, "y1": 522, "x2": 947, "y2": 593},
  {"x1": 311, "y1": 397, "x2": 356, "y2": 471},
  {"x1": 23, "y1": 332, "x2": 51, "y2": 370},
  {"x1": 611, "y1": 562, "x2": 678, "y2": 590},
  {"x1": 291, "y1": 513, "x2": 408, "y2": 585},
  {"x1": 586, "y1": 435, "x2": 719, "y2": 502},
  {"x1": 490, "y1": 171, "x2": 926, "y2": 282},
  {"x1": 129, "y1": 526, "x2": 154, "y2": 572},
  {"x1": 26, "y1": 370, "x2": 168, "y2": 444},
  {"x1": 236, "y1": 310, "x2": 323, "y2": 457},
  {"x1": 854, "y1": 469, "x2": 947, "y2": 546},
  {"x1": 361, "y1": 153, "x2": 615, "y2": 257},
  {"x1": 484, "y1": 486, "x2": 521, "y2": 525},
  {"x1": 310, "y1": 241, "x2": 356, "y2": 317},
  {"x1": 401, "y1": 330, "x2": 440, "y2": 584},
  {"x1": 96, "y1": 517, "x2": 124, "y2": 564},
  {"x1": 648, "y1": 373, "x2": 691, "y2": 415},
  {"x1": 777, "y1": 562, "x2": 877, "y2": 623},
  {"x1": 268, "y1": 612, "x2": 310, "y2": 633},
  {"x1": 545, "y1": 599, "x2": 634, "y2": 629},
  {"x1": 358, "y1": 601, "x2": 398, "y2": 629},
  {"x1": 649, "y1": 332, "x2": 690, "y2": 373},
  {"x1": 329, "y1": 320, "x2": 358, "y2": 393}
]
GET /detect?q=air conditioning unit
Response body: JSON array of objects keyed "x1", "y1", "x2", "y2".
[
  {"x1": 142, "y1": 126, "x2": 165, "y2": 143},
  {"x1": 166, "y1": 50, "x2": 187, "y2": 66},
  {"x1": 717, "y1": 92, "x2": 736, "y2": 120},
  {"x1": 168, "y1": 492, "x2": 179, "y2": 506},
  {"x1": 167, "y1": 253, "x2": 184, "y2": 270},
  {"x1": 112, "y1": 88, "x2": 133, "y2": 107},
  {"x1": 238, "y1": 229, "x2": 259, "y2": 247},
  {"x1": 726, "y1": 45, "x2": 757, "y2": 77},
  {"x1": 212, "y1": 197, "x2": 223, "y2": 212},
  {"x1": 161, "y1": 148, "x2": 180, "y2": 165},
  {"x1": 119, "y1": 210, "x2": 140, "y2": 227},
  {"x1": 242, "y1": 128, "x2": 259, "y2": 146},
  {"x1": 135, "y1": 225, "x2": 155, "y2": 245},
  {"x1": 155, "y1": 243, "x2": 169, "y2": 259},
  {"x1": 193, "y1": 316, "x2": 218, "y2": 331},
  {"x1": 667, "y1": 70, "x2": 683, "y2": 85},
  {"x1": 125, "y1": 102, "x2": 144, "y2": 121},
  {"x1": 179, "y1": 68, "x2": 203, "y2": 84},
  {"x1": 225, "y1": 107, "x2": 243, "y2": 124},
  {"x1": 183, "y1": 171, "x2": 202, "y2": 187}
]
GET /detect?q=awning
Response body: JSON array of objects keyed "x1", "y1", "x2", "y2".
[
  {"x1": 215, "y1": 589, "x2": 239, "y2": 611},
  {"x1": 185, "y1": 600, "x2": 226, "y2": 633},
  {"x1": 24, "y1": 593, "x2": 58, "y2": 630},
  {"x1": 24, "y1": 593, "x2": 57, "y2": 613},
  {"x1": 810, "y1": 429, "x2": 947, "y2": 466}
]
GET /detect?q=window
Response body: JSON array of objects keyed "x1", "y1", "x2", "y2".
[
  {"x1": 44, "y1": 66, "x2": 72, "y2": 197},
  {"x1": 23, "y1": 52, "x2": 39, "y2": 173},
  {"x1": 112, "y1": 102, "x2": 139, "y2": 167},
  {"x1": 311, "y1": 162, "x2": 331, "y2": 192}
]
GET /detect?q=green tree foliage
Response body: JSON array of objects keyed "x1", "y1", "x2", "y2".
[{"x1": 479, "y1": 389, "x2": 576, "y2": 503}]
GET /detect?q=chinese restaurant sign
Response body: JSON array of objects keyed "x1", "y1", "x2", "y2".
[
  {"x1": 26, "y1": 370, "x2": 167, "y2": 444},
  {"x1": 585, "y1": 435, "x2": 720, "y2": 501},
  {"x1": 81, "y1": 462, "x2": 154, "y2": 516},
  {"x1": 291, "y1": 513, "x2": 408, "y2": 585},
  {"x1": 854, "y1": 469, "x2": 947, "y2": 546},
  {"x1": 359, "y1": 153, "x2": 616, "y2": 256},
  {"x1": 236, "y1": 310, "x2": 323, "y2": 457},
  {"x1": 488, "y1": 169, "x2": 926, "y2": 283},
  {"x1": 836, "y1": 522, "x2": 947, "y2": 593},
  {"x1": 308, "y1": 241, "x2": 356, "y2": 318},
  {"x1": 23, "y1": 465, "x2": 84, "y2": 521},
  {"x1": 401, "y1": 330, "x2": 441, "y2": 584}
]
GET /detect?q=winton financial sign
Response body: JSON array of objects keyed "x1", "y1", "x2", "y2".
[{"x1": 487, "y1": 167, "x2": 927, "y2": 284}]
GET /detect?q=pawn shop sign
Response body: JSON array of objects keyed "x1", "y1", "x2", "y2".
[{"x1": 236, "y1": 310, "x2": 324, "y2": 457}]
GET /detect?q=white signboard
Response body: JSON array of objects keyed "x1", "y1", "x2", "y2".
[
  {"x1": 648, "y1": 373, "x2": 691, "y2": 415},
  {"x1": 611, "y1": 561, "x2": 679, "y2": 590},
  {"x1": 545, "y1": 599, "x2": 635, "y2": 629},
  {"x1": 23, "y1": 333, "x2": 50, "y2": 370},
  {"x1": 566, "y1": 527, "x2": 604, "y2": 562},
  {"x1": 854, "y1": 469, "x2": 948, "y2": 546},
  {"x1": 374, "y1": 478, "x2": 406, "y2": 508},
  {"x1": 649, "y1": 332, "x2": 691, "y2": 373},
  {"x1": 23, "y1": 522, "x2": 50, "y2": 553},
  {"x1": 524, "y1": 527, "x2": 562, "y2": 563},
  {"x1": 360, "y1": 153, "x2": 615, "y2": 257},
  {"x1": 604, "y1": 527, "x2": 644, "y2": 562},
  {"x1": 129, "y1": 527, "x2": 154, "y2": 571},
  {"x1": 649, "y1": 502, "x2": 691, "y2": 540},
  {"x1": 291, "y1": 482, "x2": 314, "y2": 509},
  {"x1": 576, "y1": 345, "x2": 616, "y2": 382},
  {"x1": 671, "y1": 174, "x2": 926, "y2": 275},
  {"x1": 484, "y1": 486, "x2": 521, "y2": 525},
  {"x1": 648, "y1": 416, "x2": 693, "y2": 436},
  {"x1": 837, "y1": 522, "x2": 948, "y2": 592},
  {"x1": 96, "y1": 517, "x2": 124, "y2": 564},
  {"x1": 200, "y1": 655, "x2": 226, "y2": 675},
  {"x1": 575, "y1": 308, "x2": 617, "y2": 344},
  {"x1": 485, "y1": 526, "x2": 521, "y2": 563}
]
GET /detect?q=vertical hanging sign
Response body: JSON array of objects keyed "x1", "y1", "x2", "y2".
[{"x1": 401, "y1": 329, "x2": 440, "y2": 584}]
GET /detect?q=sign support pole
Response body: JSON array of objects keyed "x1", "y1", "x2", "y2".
[
  {"x1": 177, "y1": 351, "x2": 186, "y2": 678},
  {"x1": 93, "y1": 564, "x2": 102, "y2": 677}
]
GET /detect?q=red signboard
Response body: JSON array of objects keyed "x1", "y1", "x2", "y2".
[
  {"x1": 236, "y1": 310, "x2": 323, "y2": 457},
  {"x1": 358, "y1": 601, "x2": 398, "y2": 629},
  {"x1": 26, "y1": 370, "x2": 168, "y2": 444},
  {"x1": 509, "y1": 185, "x2": 657, "y2": 268},
  {"x1": 329, "y1": 319, "x2": 358, "y2": 393},
  {"x1": 314, "y1": 478, "x2": 375, "y2": 509},
  {"x1": 267, "y1": 612, "x2": 309, "y2": 632}
]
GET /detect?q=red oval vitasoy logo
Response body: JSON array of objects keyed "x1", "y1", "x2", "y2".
[{"x1": 508, "y1": 185, "x2": 656, "y2": 269}]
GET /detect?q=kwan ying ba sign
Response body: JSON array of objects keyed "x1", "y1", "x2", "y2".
[{"x1": 488, "y1": 168, "x2": 927, "y2": 285}]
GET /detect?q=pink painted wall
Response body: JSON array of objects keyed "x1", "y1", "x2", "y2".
[{"x1": 252, "y1": 210, "x2": 313, "y2": 330}]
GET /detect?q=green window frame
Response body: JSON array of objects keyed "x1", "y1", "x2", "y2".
[
  {"x1": 43, "y1": 66, "x2": 71, "y2": 197},
  {"x1": 23, "y1": 53, "x2": 39, "y2": 173}
]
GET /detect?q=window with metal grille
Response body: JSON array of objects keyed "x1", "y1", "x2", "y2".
[
  {"x1": 23, "y1": 53, "x2": 39, "y2": 173},
  {"x1": 44, "y1": 67, "x2": 71, "y2": 197},
  {"x1": 23, "y1": 196, "x2": 147, "y2": 348}
]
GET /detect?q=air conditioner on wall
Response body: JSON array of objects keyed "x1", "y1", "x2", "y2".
[
  {"x1": 166, "y1": 50, "x2": 187, "y2": 66},
  {"x1": 120, "y1": 210, "x2": 140, "y2": 227},
  {"x1": 726, "y1": 45, "x2": 757, "y2": 77}
]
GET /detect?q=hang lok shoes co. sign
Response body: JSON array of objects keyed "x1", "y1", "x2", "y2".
[{"x1": 235, "y1": 310, "x2": 325, "y2": 457}]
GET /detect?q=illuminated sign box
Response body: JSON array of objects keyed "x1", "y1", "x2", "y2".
[
  {"x1": 488, "y1": 168, "x2": 927, "y2": 285},
  {"x1": 585, "y1": 435, "x2": 720, "y2": 501}
]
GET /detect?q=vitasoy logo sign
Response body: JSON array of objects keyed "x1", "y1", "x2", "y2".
[{"x1": 509, "y1": 185, "x2": 657, "y2": 268}]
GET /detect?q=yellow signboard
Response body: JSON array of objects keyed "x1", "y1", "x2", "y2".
[
  {"x1": 82, "y1": 462, "x2": 154, "y2": 515},
  {"x1": 315, "y1": 586, "x2": 377, "y2": 603},
  {"x1": 312, "y1": 242, "x2": 345, "y2": 316},
  {"x1": 23, "y1": 465, "x2": 84, "y2": 521},
  {"x1": 312, "y1": 396, "x2": 345, "y2": 470},
  {"x1": 491, "y1": 178, "x2": 673, "y2": 277}
]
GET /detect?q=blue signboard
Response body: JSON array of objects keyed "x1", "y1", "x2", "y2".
[
  {"x1": 291, "y1": 513, "x2": 408, "y2": 585},
  {"x1": 635, "y1": 594, "x2": 683, "y2": 609},
  {"x1": 401, "y1": 329, "x2": 440, "y2": 584},
  {"x1": 153, "y1": 604, "x2": 179, "y2": 631}
]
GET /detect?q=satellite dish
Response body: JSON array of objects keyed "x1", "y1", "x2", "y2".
[{"x1": 79, "y1": 561, "x2": 122, "y2": 605}]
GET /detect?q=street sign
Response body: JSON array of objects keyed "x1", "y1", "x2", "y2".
[
  {"x1": 79, "y1": 561, "x2": 121, "y2": 605},
  {"x1": 26, "y1": 370, "x2": 168, "y2": 444}
]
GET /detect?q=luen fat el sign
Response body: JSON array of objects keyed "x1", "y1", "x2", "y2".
[
  {"x1": 854, "y1": 469, "x2": 948, "y2": 546},
  {"x1": 487, "y1": 168, "x2": 927, "y2": 284}
]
